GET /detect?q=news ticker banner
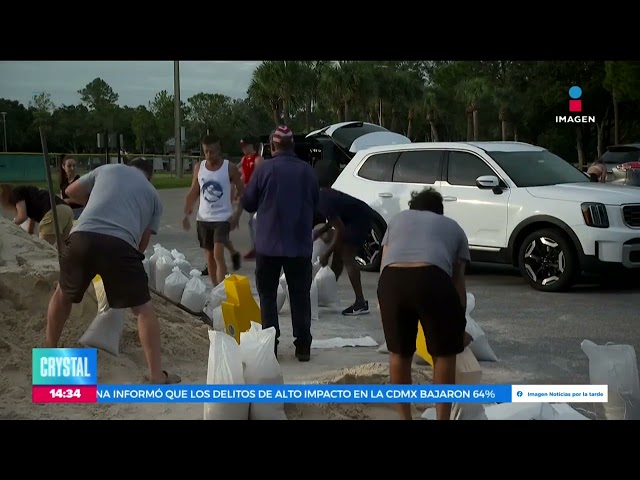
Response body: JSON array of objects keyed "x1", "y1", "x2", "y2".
[{"x1": 31, "y1": 348, "x2": 609, "y2": 404}]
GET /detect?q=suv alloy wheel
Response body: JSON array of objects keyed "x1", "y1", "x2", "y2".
[
  {"x1": 517, "y1": 228, "x2": 578, "y2": 292},
  {"x1": 355, "y1": 220, "x2": 385, "y2": 272}
]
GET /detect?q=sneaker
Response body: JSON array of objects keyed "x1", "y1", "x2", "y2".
[
  {"x1": 295, "y1": 344, "x2": 310, "y2": 362},
  {"x1": 342, "y1": 301, "x2": 369, "y2": 316},
  {"x1": 231, "y1": 252, "x2": 241, "y2": 271},
  {"x1": 243, "y1": 250, "x2": 256, "y2": 260}
]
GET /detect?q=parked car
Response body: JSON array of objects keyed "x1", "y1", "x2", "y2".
[
  {"x1": 331, "y1": 141, "x2": 640, "y2": 292},
  {"x1": 260, "y1": 121, "x2": 411, "y2": 185},
  {"x1": 600, "y1": 144, "x2": 640, "y2": 181},
  {"x1": 611, "y1": 162, "x2": 640, "y2": 187}
]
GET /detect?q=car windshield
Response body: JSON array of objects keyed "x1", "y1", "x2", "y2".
[{"x1": 488, "y1": 150, "x2": 590, "y2": 187}]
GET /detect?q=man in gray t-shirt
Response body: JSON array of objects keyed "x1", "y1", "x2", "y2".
[
  {"x1": 377, "y1": 187, "x2": 470, "y2": 421},
  {"x1": 45, "y1": 159, "x2": 180, "y2": 385}
]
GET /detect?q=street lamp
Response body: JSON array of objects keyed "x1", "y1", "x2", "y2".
[
  {"x1": 173, "y1": 61, "x2": 183, "y2": 179},
  {"x1": 0, "y1": 112, "x2": 7, "y2": 152}
]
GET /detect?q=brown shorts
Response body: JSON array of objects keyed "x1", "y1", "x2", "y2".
[
  {"x1": 59, "y1": 232, "x2": 150, "y2": 309},
  {"x1": 39, "y1": 204, "x2": 74, "y2": 240},
  {"x1": 377, "y1": 265, "x2": 466, "y2": 358},
  {"x1": 197, "y1": 221, "x2": 230, "y2": 249}
]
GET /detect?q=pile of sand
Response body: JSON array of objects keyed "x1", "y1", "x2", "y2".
[{"x1": 0, "y1": 217, "x2": 211, "y2": 420}]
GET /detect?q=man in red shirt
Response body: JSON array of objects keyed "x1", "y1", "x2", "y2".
[{"x1": 239, "y1": 136, "x2": 263, "y2": 259}]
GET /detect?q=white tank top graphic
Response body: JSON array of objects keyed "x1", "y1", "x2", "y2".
[{"x1": 197, "y1": 159, "x2": 233, "y2": 222}]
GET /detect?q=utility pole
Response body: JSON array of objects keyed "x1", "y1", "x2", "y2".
[
  {"x1": 173, "y1": 61, "x2": 183, "y2": 179},
  {"x1": 0, "y1": 112, "x2": 7, "y2": 152}
]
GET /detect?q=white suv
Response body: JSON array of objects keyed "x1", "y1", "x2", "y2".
[{"x1": 331, "y1": 141, "x2": 640, "y2": 292}]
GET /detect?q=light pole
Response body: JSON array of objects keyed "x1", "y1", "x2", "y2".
[
  {"x1": 0, "y1": 112, "x2": 7, "y2": 152},
  {"x1": 173, "y1": 61, "x2": 183, "y2": 179}
]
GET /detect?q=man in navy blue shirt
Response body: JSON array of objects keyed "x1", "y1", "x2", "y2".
[
  {"x1": 313, "y1": 178, "x2": 375, "y2": 316},
  {"x1": 241, "y1": 125, "x2": 319, "y2": 362}
]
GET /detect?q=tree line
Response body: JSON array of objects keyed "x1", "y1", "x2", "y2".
[{"x1": 1, "y1": 61, "x2": 639, "y2": 165}]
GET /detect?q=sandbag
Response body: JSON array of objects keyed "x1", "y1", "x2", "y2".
[
  {"x1": 171, "y1": 249, "x2": 192, "y2": 276},
  {"x1": 163, "y1": 266, "x2": 189, "y2": 303},
  {"x1": 315, "y1": 265, "x2": 338, "y2": 307},
  {"x1": 311, "y1": 259, "x2": 322, "y2": 281},
  {"x1": 142, "y1": 258, "x2": 150, "y2": 283},
  {"x1": 181, "y1": 269, "x2": 208, "y2": 312},
  {"x1": 209, "y1": 282, "x2": 227, "y2": 310},
  {"x1": 209, "y1": 306, "x2": 225, "y2": 332},
  {"x1": 279, "y1": 273, "x2": 288, "y2": 301},
  {"x1": 149, "y1": 244, "x2": 171, "y2": 288},
  {"x1": 204, "y1": 330, "x2": 248, "y2": 420},
  {"x1": 240, "y1": 322, "x2": 287, "y2": 420},
  {"x1": 154, "y1": 253, "x2": 174, "y2": 292},
  {"x1": 312, "y1": 237, "x2": 330, "y2": 263},
  {"x1": 581, "y1": 339, "x2": 640, "y2": 420},
  {"x1": 455, "y1": 346, "x2": 482, "y2": 384},
  {"x1": 466, "y1": 317, "x2": 498, "y2": 362},
  {"x1": 79, "y1": 309, "x2": 126, "y2": 356},
  {"x1": 310, "y1": 280, "x2": 319, "y2": 321},
  {"x1": 422, "y1": 403, "x2": 589, "y2": 420}
]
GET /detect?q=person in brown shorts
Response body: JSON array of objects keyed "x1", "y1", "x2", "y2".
[
  {"x1": 46, "y1": 158, "x2": 180, "y2": 384},
  {"x1": 377, "y1": 188, "x2": 470, "y2": 420},
  {"x1": 0, "y1": 183, "x2": 74, "y2": 246}
]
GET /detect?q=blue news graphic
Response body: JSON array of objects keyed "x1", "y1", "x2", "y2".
[
  {"x1": 32, "y1": 348, "x2": 97, "y2": 386},
  {"x1": 96, "y1": 384, "x2": 513, "y2": 403}
]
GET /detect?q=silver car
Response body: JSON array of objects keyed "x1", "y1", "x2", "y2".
[{"x1": 600, "y1": 143, "x2": 640, "y2": 181}]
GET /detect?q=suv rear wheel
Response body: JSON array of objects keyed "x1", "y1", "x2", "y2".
[
  {"x1": 355, "y1": 220, "x2": 385, "y2": 272},
  {"x1": 517, "y1": 228, "x2": 578, "y2": 292}
]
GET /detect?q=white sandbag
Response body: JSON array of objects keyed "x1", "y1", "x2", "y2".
[
  {"x1": 455, "y1": 346, "x2": 482, "y2": 384},
  {"x1": 421, "y1": 403, "x2": 589, "y2": 420},
  {"x1": 277, "y1": 283, "x2": 287, "y2": 313},
  {"x1": 311, "y1": 259, "x2": 322, "y2": 281},
  {"x1": 208, "y1": 306, "x2": 225, "y2": 332},
  {"x1": 149, "y1": 244, "x2": 171, "y2": 288},
  {"x1": 581, "y1": 339, "x2": 640, "y2": 420},
  {"x1": 240, "y1": 322, "x2": 287, "y2": 421},
  {"x1": 204, "y1": 330, "x2": 248, "y2": 420},
  {"x1": 209, "y1": 282, "x2": 227, "y2": 310},
  {"x1": 310, "y1": 280, "x2": 319, "y2": 321},
  {"x1": 315, "y1": 265, "x2": 338, "y2": 307},
  {"x1": 279, "y1": 274, "x2": 288, "y2": 301},
  {"x1": 312, "y1": 237, "x2": 330, "y2": 263},
  {"x1": 181, "y1": 269, "x2": 208, "y2": 312},
  {"x1": 154, "y1": 253, "x2": 174, "y2": 292},
  {"x1": 163, "y1": 266, "x2": 189, "y2": 303},
  {"x1": 170, "y1": 249, "x2": 192, "y2": 276},
  {"x1": 466, "y1": 317, "x2": 498, "y2": 362},
  {"x1": 79, "y1": 309, "x2": 126, "y2": 356},
  {"x1": 377, "y1": 341, "x2": 389, "y2": 354}
]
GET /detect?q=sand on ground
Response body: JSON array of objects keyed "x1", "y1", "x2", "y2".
[{"x1": 0, "y1": 217, "x2": 432, "y2": 420}]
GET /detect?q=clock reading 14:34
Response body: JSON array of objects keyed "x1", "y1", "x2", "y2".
[{"x1": 50, "y1": 388, "x2": 82, "y2": 399}]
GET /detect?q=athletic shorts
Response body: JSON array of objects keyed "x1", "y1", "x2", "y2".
[
  {"x1": 59, "y1": 231, "x2": 150, "y2": 309},
  {"x1": 377, "y1": 265, "x2": 466, "y2": 358},
  {"x1": 197, "y1": 221, "x2": 230, "y2": 249},
  {"x1": 343, "y1": 220, "x2": 371, "y2": 248},
  {"x1": 39, "y1": 204, "x2": 74, "y2": 240}
]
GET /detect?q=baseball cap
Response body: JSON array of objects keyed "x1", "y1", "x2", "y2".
[{"x1": 271, "y1": 125, "x2": 293, "y2": 144}]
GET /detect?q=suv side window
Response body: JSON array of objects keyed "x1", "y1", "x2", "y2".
[
  {"x1": 357, "y1": 152, "x2": 400, "y2": 182},
  {"x1": 447, "y1": 151, "x2": 496, "y2": 186},
  {"x1": 392, "y1": 150, "x2": 443, "y2": 184}
]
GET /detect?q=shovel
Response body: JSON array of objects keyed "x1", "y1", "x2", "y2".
[{"x1": 149, "y1": 286, "x2": 212, "y2": 327}]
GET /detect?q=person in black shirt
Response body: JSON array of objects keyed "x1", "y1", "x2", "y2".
[
  {"x1": 0, "y1": 183, "x2": 74, "y2": 246},
  {"x1": 59, "y1": 155, "x2": 84, "y2": 219}
]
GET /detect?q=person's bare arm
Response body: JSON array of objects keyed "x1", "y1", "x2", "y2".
[
  {"x1": 13, "y1": 200, "x2": 28, "y2": 225},
  {"x1": 184, "y1": 162, "x2": 201, "y2": 217},
  {"x1": 141, "y1": 196, "x2": 163, "y2": 252},
  {"x1": 320, "y1": 216, "x2": 344, "y2": 266},
  {"x1": 229, "y1": 163, "x2": 244, "y2": 228},
  {"x1": 65, "y1": 171, "x2": 97, "y2": 206},
  {"x1": 139, "y1": 229, "x2": 153, "y2": 253}
]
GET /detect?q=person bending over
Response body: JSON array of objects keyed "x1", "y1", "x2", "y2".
[
  {"x1": 0, "y1": 183, "x2": 74, "y2": 246},
  {"x1": 313, "y1": 181, "x2": 375, "y2": 316},
  {"x1": 183, "y1": 135, "x2": 244, "y2": 286},
  {"x1": 377, "y1": 187, "x2": 470, "y2": 420},
  {"x1": 241, "y1": 125, "x2": 319, "y2": 361},
  {"x1": 46, "y1": 158, "x2": 179, "y2": 384}
]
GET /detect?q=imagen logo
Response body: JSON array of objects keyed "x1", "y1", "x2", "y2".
[{"x1": 555, "y1": 85, "x2": 595, "y2": 124}]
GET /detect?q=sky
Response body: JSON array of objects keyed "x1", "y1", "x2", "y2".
[{"x1": 0, "y1": 61, "x2": 261, "y2": 108}]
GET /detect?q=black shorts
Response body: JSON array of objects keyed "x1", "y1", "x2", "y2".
[
  {"x1": 377, "y1": 265, "x2": 466, "y2": 358},
  {"x1": 197, "y1": 221, "x2": 230, "y2": 249},
  {"x1": 343, "y1": 220, "x2": 371, "y2": 248},
  {"x1": 59, "y1": 232, "x2": 150, "y2": 309}
]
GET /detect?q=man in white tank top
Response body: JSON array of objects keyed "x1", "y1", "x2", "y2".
[{"x1": 183, "y1": 135, "x2": 245, "y2": 285}]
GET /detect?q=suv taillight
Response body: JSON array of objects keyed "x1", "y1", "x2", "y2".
[{"x1": 617, "y1": 164, "x2": 629, "y2": 171}]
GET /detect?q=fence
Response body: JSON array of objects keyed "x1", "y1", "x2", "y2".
[{"x1": 0, "y1": 153, "x2": 205, "y2": 182}]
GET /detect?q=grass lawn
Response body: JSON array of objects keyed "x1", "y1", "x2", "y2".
[{"x1": 8, "y1": 172, "x2": 192, "y2": 190}]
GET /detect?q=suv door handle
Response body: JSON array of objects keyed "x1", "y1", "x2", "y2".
[
  {"x1": 443, "y1": 196, "x2": 457, "y2": 202},
  {"x1": 378, "y1": 192, "x2": 393, "y2": 198}
]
